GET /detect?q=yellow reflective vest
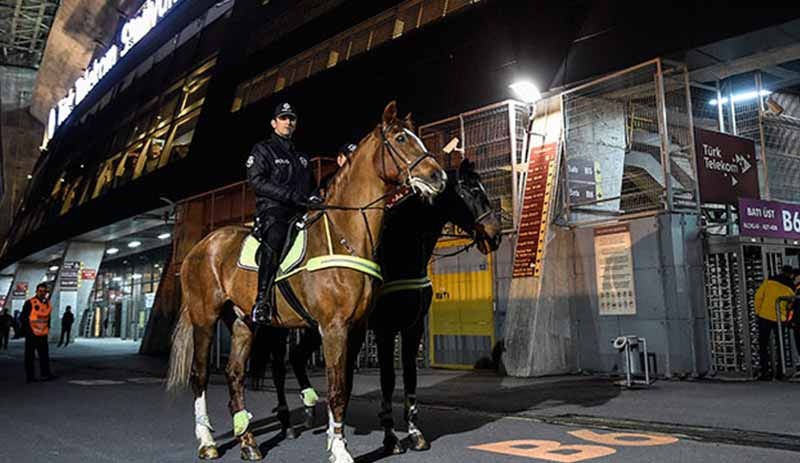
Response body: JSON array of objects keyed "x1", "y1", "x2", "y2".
[{"x1": 754, "y1": 278, "x2": 794, "y2": 322}]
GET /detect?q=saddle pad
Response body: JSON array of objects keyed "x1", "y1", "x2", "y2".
[{"x1": 237, "y1": 228, "x2": 307, "y2": 274}]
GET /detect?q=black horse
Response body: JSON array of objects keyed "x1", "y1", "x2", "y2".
[{"x1": 256, "y1": 159, "x2": 503, "y2": 453}]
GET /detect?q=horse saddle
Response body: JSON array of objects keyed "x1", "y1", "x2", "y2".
[{"x1": 237, "y1": 228, "x2": 308, "y2": 278}]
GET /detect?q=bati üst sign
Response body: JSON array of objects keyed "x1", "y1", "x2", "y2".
[{"x1": 47, "y1": 0, "x2": 183, "y2": 139}]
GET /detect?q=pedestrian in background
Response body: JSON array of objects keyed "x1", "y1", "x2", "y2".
[
  {"x1": 789, "y1": 269, "x2": 800, "y2": 372},
  {"x1": 754, "y1": 265, "x2": 795, "y2": 380},
  {"x1": 58, "y1": 305, "x2": 75, "y2": 347},
  {"x1": 20, "y1": 283, "x2": 56, "y2": 383},
  {"x1": 0, "y1": 308, "x2": 12, "y2": 349},
  {"x1": 12, "y1": 310, "x2": 21, "y2": 338}
]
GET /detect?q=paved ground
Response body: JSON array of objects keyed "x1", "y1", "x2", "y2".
[{"x1": 1, "y1": 337, "x2": 799, "y2": 462}]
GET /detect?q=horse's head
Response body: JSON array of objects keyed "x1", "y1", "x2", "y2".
[
  {"x1": 374, "y1": 102, "x2": 446, "y2": 201},
  {"x1": 440, "y1": 159, "x2": 502, "y2": 254}
]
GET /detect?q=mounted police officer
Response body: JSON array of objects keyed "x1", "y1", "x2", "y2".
[{"x1": 247, "y1": 103, "x2": 321, "y2": 324}]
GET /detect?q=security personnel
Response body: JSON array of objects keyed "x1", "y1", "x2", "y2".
[
  {"x1": 247, "y1": 102, "x2": 321, "y2": 324},
  {"x1": 19, "y1": 282, "x2": 56, "y2": 382},
  {"x1": 754, "y1": 265, "x2": 795, "y2": 380}
]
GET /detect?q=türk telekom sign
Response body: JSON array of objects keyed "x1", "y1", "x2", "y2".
[
  {"x1": 695, "y1": 128, "x2": 759, "y2": 204},
  {"x1": 48, "y1": 0, "x2": 183, "y2": 139},
  {"x1": 739, "y1": 198, "x2": 800, "y2": 240}
]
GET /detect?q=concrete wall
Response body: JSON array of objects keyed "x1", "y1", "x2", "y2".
[
  {"x1": 30, "y1": 0, "x2": 139, "y2": 124},
  {"x1": 571, "y1": 213, "x2": 708, "y2": 377},
  {"x1": 0, "y1": 65, "x2": 42, "y2": 241},
  {"x1": 49, "y1": 241, "x2": 105, "y2": 343},
  {"x1": 8, "y1": 264, "x2": 47, "y2": 315},
  {"x1": 0, "y1": 275, "x2": 12, "y2": 309}
]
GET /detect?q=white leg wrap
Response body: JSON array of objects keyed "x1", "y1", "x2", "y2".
[
  {"x1": 194, "y1": 392, "x2": 216, "y2": 447},
  {"x1": 326, "y1": 407, "x2": 353, "y2": 462}
]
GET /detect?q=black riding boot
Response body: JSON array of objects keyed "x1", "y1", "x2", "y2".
[{"x1": 252, "y1": 245, "x2": 277, "y2": 324}]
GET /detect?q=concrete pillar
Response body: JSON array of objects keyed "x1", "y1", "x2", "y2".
[
  {"x1": 503, "y1": 228, "x2": 576, "y2": 376},
  {"x1": 8, "y1": 263, "x2": 48, "y2": 319},
  {"x1": 49, "y1": 241, "x2": 105, "y2": 343},
  {"x1": 0, "y1": 274, "x2": 12, "y2": 309}
]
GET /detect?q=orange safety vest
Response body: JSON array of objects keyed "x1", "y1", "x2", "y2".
[{"x1": 28, "y1": 297, "x2": 52, "y2": 337}]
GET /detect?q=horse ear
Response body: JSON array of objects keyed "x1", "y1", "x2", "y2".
[
  {"x1": 404, "y1": 112, "x2": 415, "y2": 129},
  {"x1": 383, "y1": 101, "x2": 398, "y2": 126}
]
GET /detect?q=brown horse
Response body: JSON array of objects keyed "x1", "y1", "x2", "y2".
[{"x1": 166, "y1": 102, "x2": 446, "y2": 463}]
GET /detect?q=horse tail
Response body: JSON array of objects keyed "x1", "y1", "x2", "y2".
[{"x1": 166, "y1": 307, "x2": 194, "y2": 392}]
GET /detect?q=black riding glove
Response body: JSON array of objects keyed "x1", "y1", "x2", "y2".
[{"x1": 305, "y1": 195, "x2": 324, "y2": 210}]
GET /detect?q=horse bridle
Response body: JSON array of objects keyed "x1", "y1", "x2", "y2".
[
  {"x1": 379, "y1": 124, "x2": 437, "y2": 188},
  {"x1": 308, "y1": 123, "x2": 441, "y2": 259},
  {"x1": 431, "y1": 171, "x2": 499, "y2": 260}
]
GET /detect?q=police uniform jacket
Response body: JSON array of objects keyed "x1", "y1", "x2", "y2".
[{"x1": 247, "y1": 132, "x2": 313, "y2": 223}]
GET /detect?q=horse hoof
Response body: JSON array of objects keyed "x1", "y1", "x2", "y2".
[
  {"x1": 198, "y1": 445, "x2": 220, "y2": 460},
  {"x1": 383, "y1": 440, "x2": 405, "y2": 455},
  {"x1": 240, "y1": 446, "x2": 263, "y2": 461},
  {"x1": 328, "y1": 437, "x2": 354, "y2": 463},
  {"x1": 409, "y1": 433, "x2": 430, "y2": 451}
]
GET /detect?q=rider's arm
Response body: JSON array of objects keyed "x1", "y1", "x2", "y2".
[{"x1": 247, "y1": 145, "x2": 302, "y2": 206}]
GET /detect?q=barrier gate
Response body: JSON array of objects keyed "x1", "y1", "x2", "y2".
[{"x1": 428, "y1": 238, "x2": 495, "y2": 369}]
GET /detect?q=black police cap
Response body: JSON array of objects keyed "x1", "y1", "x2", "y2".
[
  {"x1": 339, "y1": 143, "x2": 357, "y2": 156},
  {"x1": 273, "y1": 102, "x2": 297, "y2": 119}
]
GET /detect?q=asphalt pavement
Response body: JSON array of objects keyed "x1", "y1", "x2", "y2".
[{"x1": 1, "y1": 337, "x2": 799, "y2": 462}]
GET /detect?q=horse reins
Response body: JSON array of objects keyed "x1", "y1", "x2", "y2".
[{"x1": 305, "y1": 123, "x2": 438, "y2": 258}]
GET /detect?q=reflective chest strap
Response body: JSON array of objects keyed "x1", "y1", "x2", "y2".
[{"x1": 379, "y1": 277, "x2": 432, "y2": 297}]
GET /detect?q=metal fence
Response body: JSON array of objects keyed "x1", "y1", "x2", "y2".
[
  {"x1": 420, "y1": 101, "x2": 529, "y2": 230},
  {"x1": 701, "y1": 73, "x2": 800, "y2": 204},
  {"x1": 561, "y1": 59, "x2": 699, "y2": 225}
]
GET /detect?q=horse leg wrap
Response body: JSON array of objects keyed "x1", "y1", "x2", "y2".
[
  {"x1": 194, "y1": 392, "x2": 216, "y2": 448},
  {"x1": 326, "y1": 408, "x2": 346, "y2": 448},
  {"x1": 404, "y1": 396, "x2": 421, "y2": 435},
  {"x1": 233, "y1": 409, "x2": 253, "y2": 437},
  {"x1": 301, "y1": 387, "x2": 319, "y2": 407}
]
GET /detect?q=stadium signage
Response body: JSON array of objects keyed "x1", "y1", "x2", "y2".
[{"x1": 48, "y1": 0, "x2": 183, "y2": 139}]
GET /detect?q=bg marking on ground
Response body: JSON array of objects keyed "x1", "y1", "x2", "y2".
[{"x1": 470, "y1": 429, "x2": 678, "y2": 462}]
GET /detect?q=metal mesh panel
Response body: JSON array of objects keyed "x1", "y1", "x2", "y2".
[
  {"x1": 563, "y1": 62, "x2": 665, "y2": 221},
  {"x1": 761, "y1": 92, "x2": 800, "y2": 202},
  {"x1": 420, "y1": 101, "x2": 521, "y2": 229},
  {"x1": 662, "y1": 70, "x2": 699, "y2": 211}
]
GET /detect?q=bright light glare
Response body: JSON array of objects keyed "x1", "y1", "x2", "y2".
[
  {"x1": 106, "y1": 247, "x2": 119, "y2": 255},
  {"x1": 128, "y1": 241, "x2": 142, "y2": 248},
  {"x1": 710, "y1": 89, "x2": 771, "y2": 106},
  {"x1": 158, "y1": 232, "x2": 171, "y2": 240},
  {"x1": 509, "y1": 80, "x2": 542, "y2": 104}
]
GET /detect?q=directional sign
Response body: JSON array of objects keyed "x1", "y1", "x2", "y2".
[{"x1": 694, "y1": 128, "x2": 759, "y2": 204}]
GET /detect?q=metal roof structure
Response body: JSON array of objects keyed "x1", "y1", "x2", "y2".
[{"x1": 0, "y1": 0, "x2": 59, "y2": 68}]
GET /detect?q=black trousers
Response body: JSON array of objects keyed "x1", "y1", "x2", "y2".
[
  {"x1": 0, "y1": 328, "x2": 9, "y2": 349},
  {"x1": 25, "y1": 335, "x2": 51, "y2": 380},
  {"x1": 58, "y1": 325, "x2": 72, "y2": 345},
  {"x1": 256, "y1": 218, "x2": 290, "y2": 281},
  {"x1": 757, "y1": 316, "x2": 788, "y2": 378}
]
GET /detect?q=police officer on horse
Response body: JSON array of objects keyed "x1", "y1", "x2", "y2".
[{"x1": 246, "y1": 103, "x2": 321, "y2": 324}]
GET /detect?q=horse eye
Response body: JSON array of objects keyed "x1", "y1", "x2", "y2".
[{"x1": 396, "y1": 134, "x2": 407, "y2": 143}]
